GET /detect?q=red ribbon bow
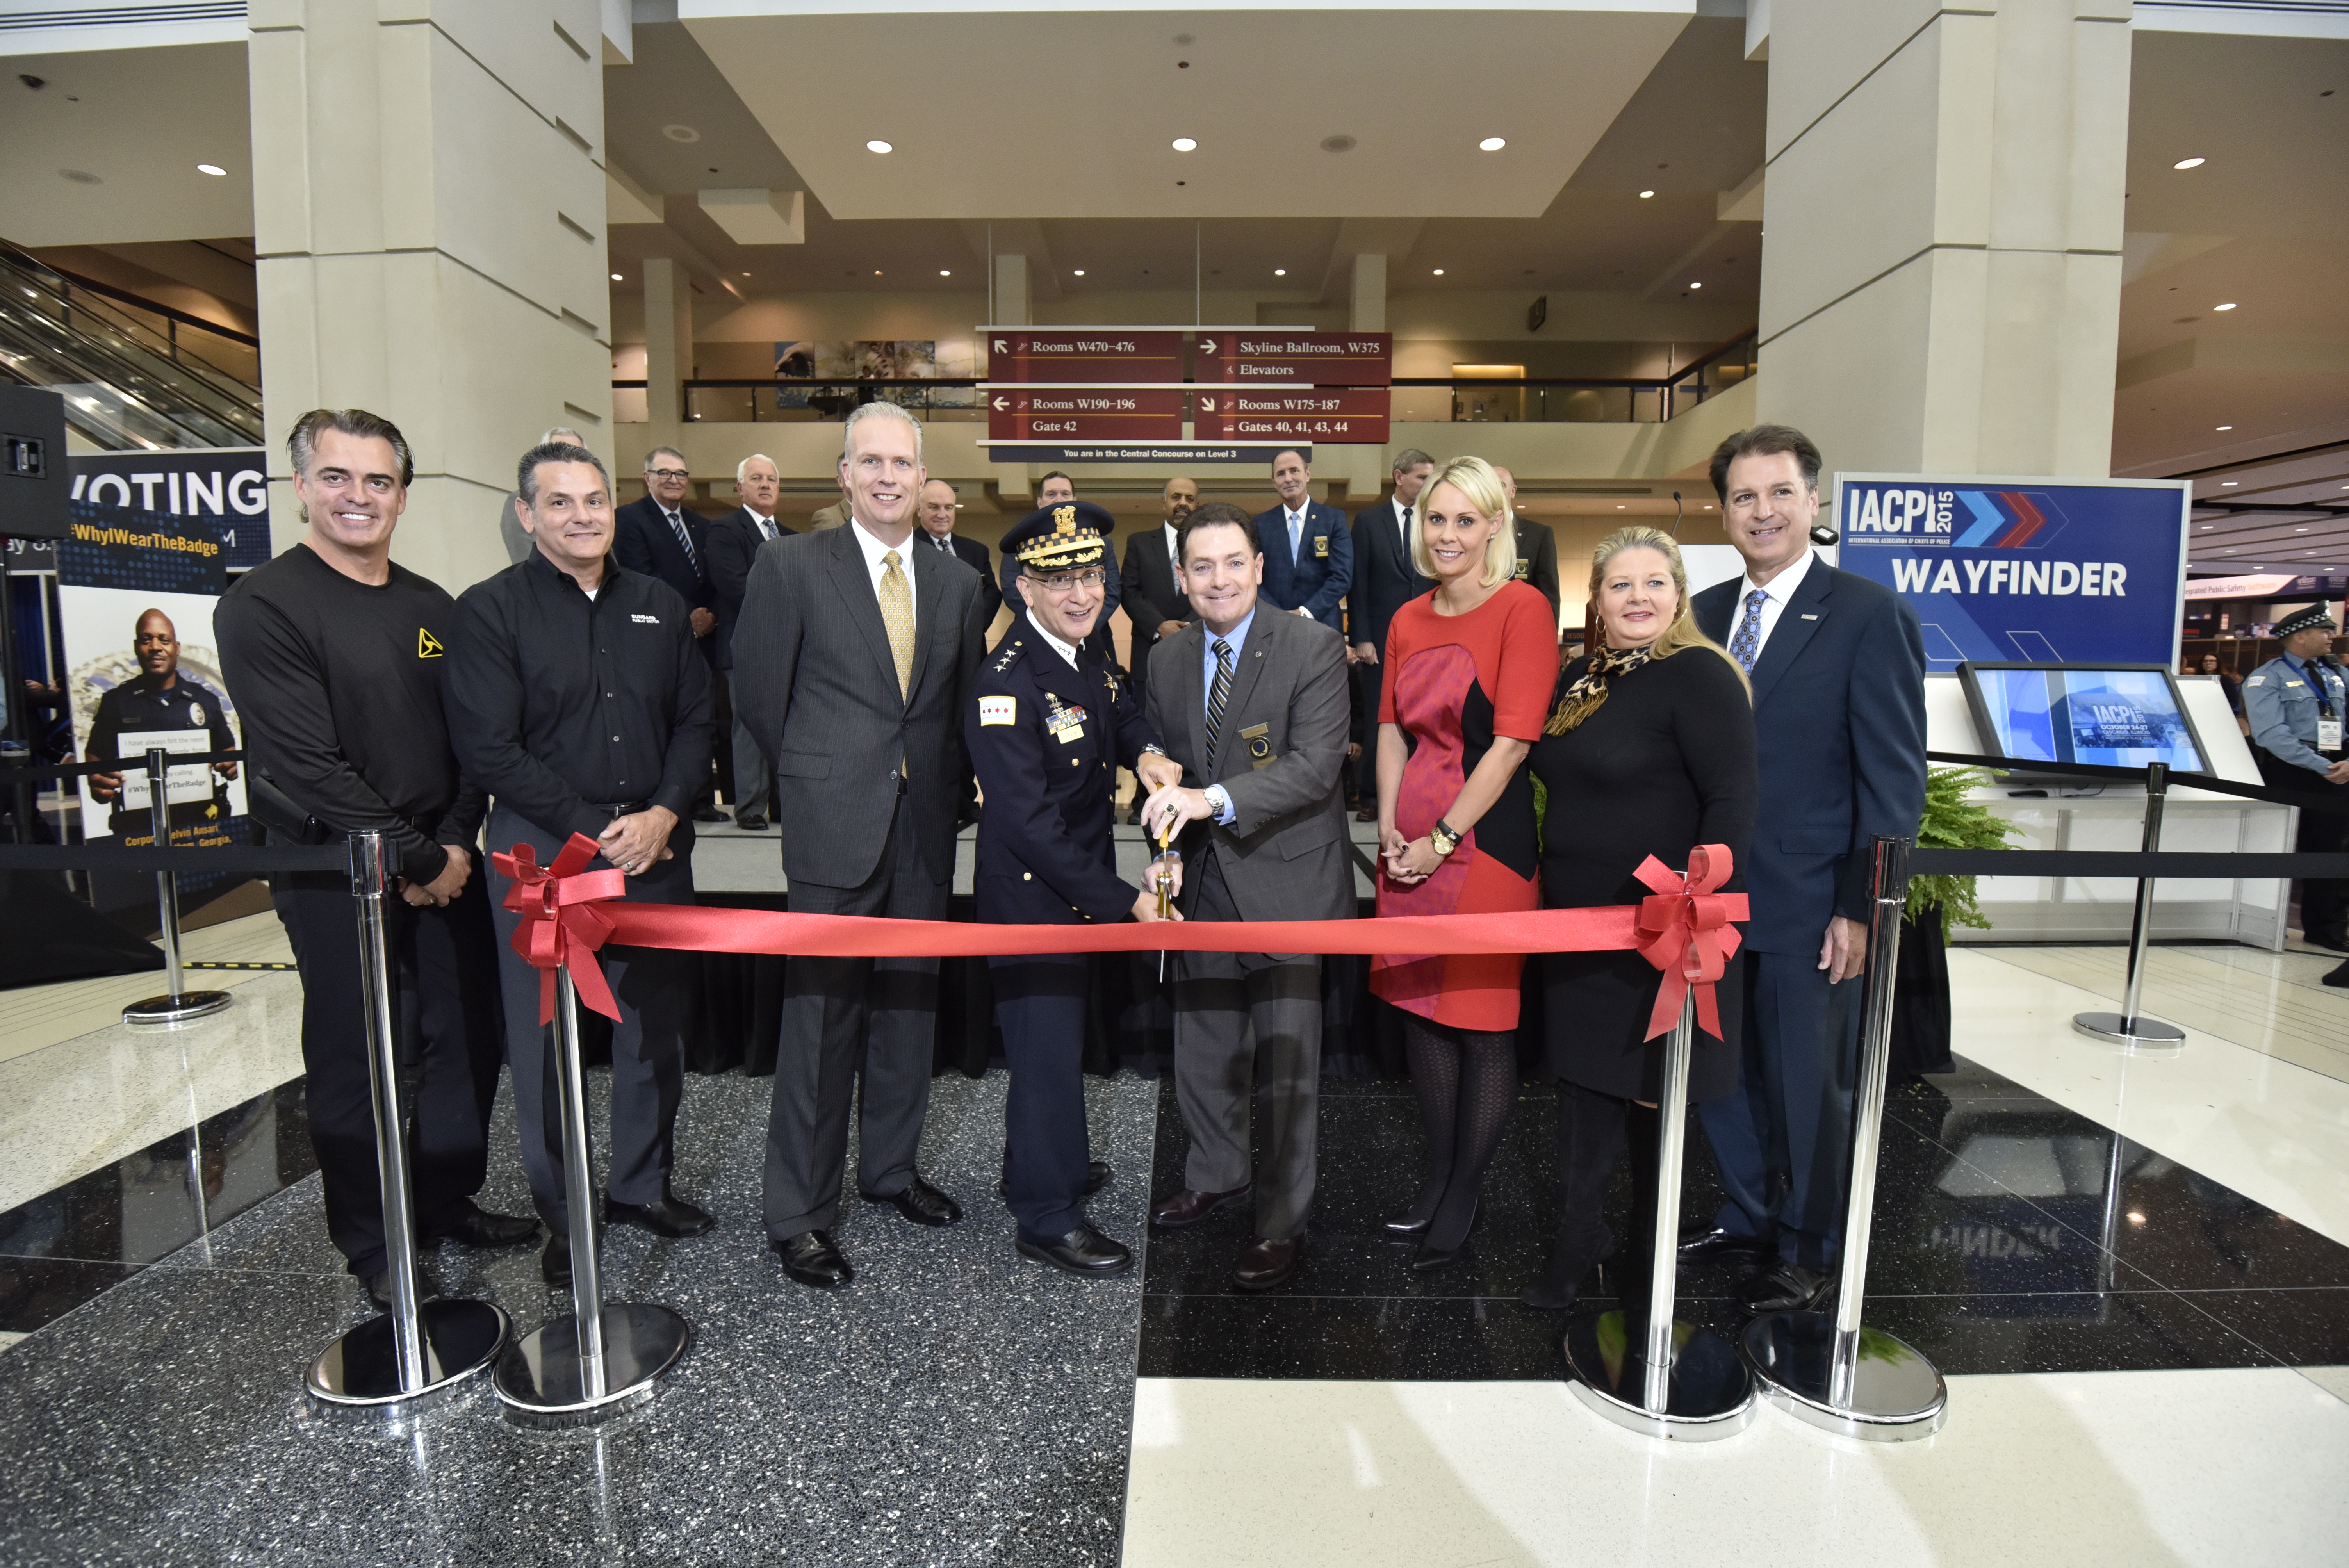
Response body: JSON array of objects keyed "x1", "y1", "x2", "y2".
[
  {"x1": 493, "y1": 834, "x2": 629, "y2": 1023},
  {"x1": 1631, "y1": 843, "x2": 1748, "y2": 1041}
]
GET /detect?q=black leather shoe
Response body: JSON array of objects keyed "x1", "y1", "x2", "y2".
[
  {"x1": 863, "y1": 1173, "x2": 962, "y2": 1227},
  {"x1": 773, "y1": 1230, "x2": 853, "y2": 1289},
  {"x1": 2326, "y1": 960, "x2": 2349, "y2": 989},
  {"x1": 1522, "y1": 1241, "x2": 1614, "y2": 1311},
  {"x1": 998, "y1": 1160, "x2": 1111, "y2": 1199},
  {"x1": 420, "y1": 1199, "x2": 538, "y2": 1249},
  {"x1": 605, "y1": 1192, "x2": 715, "y2": 1238},
  {"x1": 1150, "y1": 1184, "x2": 1250, "y2": 1229},
  {"x1": 1742, "y1": 1259, "x2": 1836, "y2": 1314},
  {"x1": 362, "y1": 1264, "x2": 443, "y2": 1312},
  {"x1": 692, "y1": 806, "x2": 729, "y2": 824},
  {"x1": 1409, "y1": 1237, "x2": 1470, "y2": 1273},
  {"x1": 734, "y1": 813, "x2": 769, "y2": 831},
  {"x1": 1017, "y1": 1224, "x2": 1133, "y2": 1276},
  {"x1": 541, "y1": 1233, "x2": 571, "y2": 1288},
  {"x1": 1677, "y1": 1224, "x2": 1768, "y2": 1267},
  {"x1": 1232, "y1": 1235, "x2": 1300, "y2": 1292}
]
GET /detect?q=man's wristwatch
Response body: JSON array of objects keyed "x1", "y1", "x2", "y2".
[
  {"x1": 1204, "y1": 783, "x2": 1232, "y2": 820},
  {"x1": 1429, "y1": 819, "x2": 1462, "y2": 857}
]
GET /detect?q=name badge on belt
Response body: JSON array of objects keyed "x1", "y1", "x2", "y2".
[{"x1": 2322, "y1": 718, "x2": 2343, "y2": 752}]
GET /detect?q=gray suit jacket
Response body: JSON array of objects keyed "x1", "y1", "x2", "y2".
[
  {"x1": 730, "y1": 521, "x2": 987, "y2": 889},
  {"x1": 1144, "y1": 609, "x2": 1355, "y2": 923}
]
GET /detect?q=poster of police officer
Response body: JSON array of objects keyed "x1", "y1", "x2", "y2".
[{"x1": 55, "y1": 498, "x2": 246, "y2": 848}]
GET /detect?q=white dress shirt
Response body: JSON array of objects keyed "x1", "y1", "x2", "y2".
[
  {"x1": 1729, "y1": 548, "x2": 1817, "y2": 665},
  {"x1": 847, "y1": 515, "x2": 916, "y2": 599},
  {"x1": 747, "y1": 507, "x2": 780, "y2": 542},
  {"x1": 1162, "y1": 520, "x2": 1180, "y2": 568},
  {"x1": 1392, "y1": 495, "x2": 1415, "y2": 553},
  {"x1": 1033, "y1": 621, "x2": 1080, "y2": 669}
]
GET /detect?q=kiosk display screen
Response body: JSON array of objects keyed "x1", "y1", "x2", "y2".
[{"x1": 1958, "y1": 663, "x2": 2209, "y2": 773}]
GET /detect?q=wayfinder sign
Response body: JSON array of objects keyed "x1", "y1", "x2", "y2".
[{"x1": 1834, "y1": 473, "x2": 2190, "y2": 672}]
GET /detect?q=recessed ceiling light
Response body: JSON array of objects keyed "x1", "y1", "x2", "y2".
[
  {"x1": 1689, "y1": 281, "x2": 1703, "y2": 289},
  {"x1": 866, "y1": 139, "x2": 893, "y2": 153},
  {"x1": 741, "y1": 271, "x2": 752, "y2": 277},
  {"x1": 1432, "y1": 268, "x2": 1445, "y2": 276},
  {"x1": 662, "y1": 124, "x2": 701, "y2": 144},
  {"x1": 1073, "y1": 269, "x2": 1085, "y2": 276},
  {"x1": 2214, "y1": 302, "x2": 2238, "y2": 312},
  {"x1": 939, "y1": 269, "x2": 952, "y2": 277},
  {"x1": 2222, "y1": 480, "x2": 2239, "y2": 486},
  {"x1": 2202, "y1": 524, "x2": 2214, "y2": 529},
  {"x1": 1478, "y1": 137, "x2": 1506, "y2": 152},
  {"x1": 1172, "y1": 137, "x2": 1198, "y2": 151},
  {"x1": 2173, "y1": 156, "x2": 2205, "y2": 169},
  {"x1": 873, "y1": 269, "x2": 883, "y2": 276},
  {"x1": 1273, "y1": 268, "x2": 1286, "y2": 276},
  {"x1": 2217, "y1": 424, "x2": 2233, "y2": 431},
  {"x1": 611, "y1": 272, "x2": 623, "y2": 281},
  {"x1": 195, "y1": 163, "x2": 226, "y2": 177},
  {"x1": 1639, "y1": 190, "x2": 1655, "y2": 199}
]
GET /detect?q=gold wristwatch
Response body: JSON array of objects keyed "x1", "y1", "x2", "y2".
[{"x1": 1429, "y1": 819, "x2": 1462, "y2": 857}]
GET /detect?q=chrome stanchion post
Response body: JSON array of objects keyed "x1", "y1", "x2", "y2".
[
  {"x1": 2073, "y1": 762, "x2": 2186, "y2": 1054},
  {"x1": 1743, "y1": 836, "x2": 1947, "y2": 1440},
  {"x1": 495, "y1": 960, "x2": 690, "y2": 1426},
  {"x1": 307, "y1": 830, "x2": 508, "y2": 1418},
  {"x1": 1563, "y1": 991, "x2": 1755, "y2": 1440},
  {"x1": 123, "y1": 746, "x2": 230, "y2": 1026}
]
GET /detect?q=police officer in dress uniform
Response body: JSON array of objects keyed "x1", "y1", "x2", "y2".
[
  {"x1": 2245, "y1": 604, "x2": 2349, "y2": 952},
  {"x1": 86, "y1": 608, "x2": 239, "y2": 846},
  {"x1": 967, "y1": 501, "x2": 1185, "y2": 1276}
]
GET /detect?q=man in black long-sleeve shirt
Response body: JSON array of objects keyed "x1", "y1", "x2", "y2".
[
  {"x1": 215, "y1": 408, "x2": 535, "y2": 1307},
  {"x1": 445, "y1": 441, "x2": 718, "y2": 1286}
]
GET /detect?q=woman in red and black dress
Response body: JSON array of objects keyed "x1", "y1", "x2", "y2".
[{"x1": 1370, "y1": 455, "x2": 1558, "y2": 1271}]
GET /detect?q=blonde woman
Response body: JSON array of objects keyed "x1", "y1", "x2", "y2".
[
  {"x1": 1369, "y1": 456, "x2": 1557, "y2": 1271},
  {"x1": 1520, "y1": 526, "x2": 1755, "y2": 1314}
]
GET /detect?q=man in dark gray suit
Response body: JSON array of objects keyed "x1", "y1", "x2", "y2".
[
  {"x1": 731, "y1": 402, "x2": 990, "y2": 1290},
  {"x1": 1139, "y1": 501, "x2": 1355, "y2": 1293}
]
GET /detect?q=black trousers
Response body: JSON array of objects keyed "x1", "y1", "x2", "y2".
[
  {"x1": 270, "y1": 853, "x2": 505, "y2": 1278},
  {"x1": 992, "y1": 950, "x2": 1093, "y2": 1241},
  {"x1": 2258, "y1": 752, "x2": 2349, "y2": 940},
  {"x1": 1351, "y1": 660, "x2": 1381, "y2": 803}
]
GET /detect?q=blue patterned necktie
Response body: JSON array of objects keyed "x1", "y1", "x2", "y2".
[{"x1": 1730, "y1": 588, "x2": 1768, "y2": 672}]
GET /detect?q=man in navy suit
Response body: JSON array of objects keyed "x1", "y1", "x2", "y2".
[
  {"x1": 1347, "y1": 448, "x2": 1434, "y2": 815},
  {"x1": 617, "y1": 445, "x2": 724, "y2": 821},
  {"x1": 1252, "y1": 449, "x2": 1353, "y2": 635},
  {"x1": 705, "y1": 453, "x2": 796, "y2": 830},
  {"x1": 1684, "y1": 424, "x2": 1927, "y2": 1315}
]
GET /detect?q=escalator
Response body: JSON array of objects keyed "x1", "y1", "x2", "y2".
[{"x1": 0, "y1": 241, "x2": 262, "y2": 451}]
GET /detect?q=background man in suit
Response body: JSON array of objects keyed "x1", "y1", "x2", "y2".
[
  {"x1": 1121, "y1": 476, "x2": 1198, "y2": 680},
  {"x1": 497, "y1": 425, "x2": 583, "y2": 565},
  {"x1": 1684, "y1": 424, "x2": 1927, "y2": 1315},
  {"x1": 1139, "y1": 501, "x2": 1354, "y2": 1293},
  {"x1": 1253, "y1": 449, "x2": 1353, "y2": 634},
  {"x1": 916, "y1": 478, "x2": 1000, "y2": 627},
  {"x1": 1492, "y1": 465, "x2": 1562, "y2": 633},
  {"x1": 732, "y1": 402, "x2": 991, "y2": 1291},
  {"x1": 809, "y1": 476, "x2": 851, "y2": 531},
  {"x1": 1347, "y1": 448, "x2": 1435, "y2": 821},
  {"x1": 617, "y1": 446, "x2": 725, "y2": 823},
  {"x1": 706, "y1": 453, "x2": 795, "y2": 831}
]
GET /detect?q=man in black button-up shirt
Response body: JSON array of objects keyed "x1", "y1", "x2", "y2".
[{"x1": 446, "y1": 441, "x2": 718, "y2": 1285}]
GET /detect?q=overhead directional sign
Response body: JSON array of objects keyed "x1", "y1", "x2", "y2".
[
  {"x1": 984, "y1": 330, "x2": 1183, "y2": 383},
  {"x1": 980, "y1": 442, "x2": 1308, "y2": 465},
  {"x1": 1199, "y1": 330, "x2": 1391, "y2": 386},
  {"x1": 1195, "y1": 387, "x2": 1389, "y2": 445},
  {"x1": 985, "y1": 387, "x2": 1184, "y2": 443}
]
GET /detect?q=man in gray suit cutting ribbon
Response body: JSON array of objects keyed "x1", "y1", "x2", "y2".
[
  {"x1": 730, "y1": 401, "x2": 991, "y2": 1291},
  {"x1": 1139, "y1": 501, "x2": 1356, "y2": 1293}
]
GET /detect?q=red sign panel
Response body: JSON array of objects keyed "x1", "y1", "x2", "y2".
[
  {"x1": 985, "y1": 331, "x2": 1184, "y2": 383},
  {"x1": 1194, "y1": 387, "x2": 1390, "y2": 445},
  {"x1": 1199, "y1": 331, "x2": 1391, "y2": 387},
  {"x1": 986, "y1": 387, "x2": 1186, "y2": 443}
]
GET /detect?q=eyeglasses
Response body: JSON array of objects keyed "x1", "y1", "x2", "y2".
[
  {"x1": 648, "y1": 467, "x2": 691, "y2": 481},
  {"x1": 1030, "y1": 568, "x2": 1106, "y2": 595}
]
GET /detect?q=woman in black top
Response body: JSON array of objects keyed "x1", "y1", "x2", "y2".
[{"x1": 1522, "y1": 526, "x2": 1756, "y2": 1313}]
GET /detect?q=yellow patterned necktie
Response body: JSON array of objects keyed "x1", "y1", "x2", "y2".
[{"x1": 880, "y1": 548, "x2": 915, "y2": 701}]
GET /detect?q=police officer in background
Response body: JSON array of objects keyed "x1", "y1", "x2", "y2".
[
  {"x1": 216, "y1": 408, "x2": 535, "y2": 1310},
  {"x1": 2245, "y1": 604, "x2": 2349, "y2": 952},
  {"x1": 86, "y1": 608, "x2": 239, "y2": 846},
  {"x1": 445, "y1": 440, "x2": 720, "y2": 1288},
  {"x1": 968, "y1": 501, "x2": 1184, "y2": 1276}
]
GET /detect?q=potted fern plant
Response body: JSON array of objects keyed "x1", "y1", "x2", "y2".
[{"x1": 1892, "y1": 767, "x2": 2019, "y2": 1080}]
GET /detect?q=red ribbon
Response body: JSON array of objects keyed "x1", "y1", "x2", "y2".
[{"x1": 494, "y1": 834, "x2": 1747, "y2": 1037}]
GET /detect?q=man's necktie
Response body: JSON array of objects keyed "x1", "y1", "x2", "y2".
[
  {"x1": 1206, "y1": 637, "x2": 1235, "y2": 765},
  {"x1": 880, "y1": 549, "x2": 915, "y2": 700},
  {"x1": 1730, "y1": 588, "x2": 1768, "y2": 672},
  {"x1": 665, "y1": 510, "x2": 699, "y2": 570},
  {"x1": 1289, "y1": 511, "x2": 1304, "y2": 563},
  {"x1": 1399, "y1": 504, "x2": 1412, "y2": 552}
]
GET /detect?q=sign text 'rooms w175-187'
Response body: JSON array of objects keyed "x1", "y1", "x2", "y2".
[{"x1": 1834, "y1": 473, "x2": 2190, "y2": 671}]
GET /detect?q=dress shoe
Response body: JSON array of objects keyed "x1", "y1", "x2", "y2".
[
  {"x1": 692, "y1": 806, "x2": 729, "y2": 824},
  {"x1": 1741, "y1": 1259, "x2": 1836, "y2": 1314},
  {"x1": 1355, "y1": 805, "x2": 1379, "y2": 823},
  {"x1": 1677, "y1": 1224, "x2": 1768, "y2": 1267},
  {"x1": 998, "y1": 1159, "x2": 1111, "y2": 1199},
  {"x1": 541, "y1": 1233, "x2": 572, "y2": 1288},
  {"x1": 605, "y1": 1191, "x2": 715, "y2": 1238},
  {"x1": 362, "y1": 1264, "x2": 443, "y2": 1312},
  {"x1": 2306, "y1": 928, "x2": 2349, "y2": 954},
  {"x1": 1232, "y1": 1235, "x2": 1301, "y2": 1292},
  {"x1": 734, "y1": 813, "x2": 769, "y2": 831},
  {"x1": 1017, "y1": 1223, "x2": 1133, "y2": 1276},
  {"x1": 420, "y1": 1198, "x2": 538, "y2": 1249},
  {"x1": 773, "y1": 1230, "x2": 853, "y2": 1290},
  {"x1": 1150, "y1": 1183, "x2": 1251, "y2": 1229},
  {"x1": 863, "y1": 1173, "x2": 962, "y2": 1227},
  {"x1": 1409, "y1": 1237, "x2": 1471, "y2": 1273},
  {"x1": 2326, "y1": 960, "x2": 2349, "y2": 989},
  {"x1": 1521, "y1": 1240, "x2": 1614, "y2": 1312}
]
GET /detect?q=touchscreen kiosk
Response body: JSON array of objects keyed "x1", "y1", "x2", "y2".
[{"x1": 1958, "y1": 663, "x2": 2210, "y2": 776}]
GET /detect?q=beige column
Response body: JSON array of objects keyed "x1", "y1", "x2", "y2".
[
  {"x1": 248, "y1": 0, "x2": 616, "y2": 593},
  {"x1": 640, "y1": 255, "x2": 691, "y2": 456},
  {"x1": 1755, "y1": 0, "x2": 2130, "y2": 479}
]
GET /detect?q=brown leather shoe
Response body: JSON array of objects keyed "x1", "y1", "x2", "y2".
[
  {"x1": 1150, "y1": 1184, "x2": 1251, "y2": 1229},
  {"x1": 1232, "y1": 1235, "x2": 1301, "y2": 1292}
]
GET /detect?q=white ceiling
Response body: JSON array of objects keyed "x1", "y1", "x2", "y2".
[{"x1": 681, "y1": 8, "x2": 1691, "y2": 220}]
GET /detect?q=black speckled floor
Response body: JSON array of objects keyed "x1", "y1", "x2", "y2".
[
  {"x1": 1137, "y1": 1055, "x2": 2349, "y2": 1381},
  {"x1": 0, "y1": 1067, "x2": 1157, "y2": 1567}
]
